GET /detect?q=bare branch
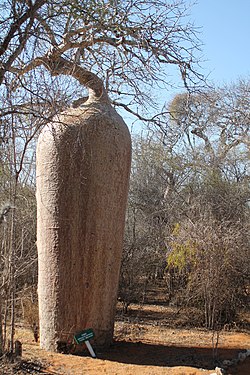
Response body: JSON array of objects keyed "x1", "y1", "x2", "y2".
[
  {"x1": 0, "y1": 0, "x2": 46, "y2": 57},
  {"x1": 17, "y1": 55, "x2": 108, "y2": 101}
]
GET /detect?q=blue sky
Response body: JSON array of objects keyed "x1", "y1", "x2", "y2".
[
  {"x1": 125, "y1": 0, "x2": 250, "y2": 133},
  {"x1": 191, "y1": 0, "x2": 250, "y2": 85}
]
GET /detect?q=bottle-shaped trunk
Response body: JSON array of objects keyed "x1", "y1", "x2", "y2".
[{"x1": 36, "y1": 99, "x2": 131, "y2": 351}]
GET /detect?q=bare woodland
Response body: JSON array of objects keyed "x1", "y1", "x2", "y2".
[
  {"x1": 120, "y1": 85, "x2": 250, "y2": 327},
  {"x1": 0, "y1": 0, "x2": 249, "y2": 359}
]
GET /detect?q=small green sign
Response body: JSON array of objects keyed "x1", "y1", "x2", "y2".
[{"x1": 74, "y1": 328, "x2": 95, "y2": 344}]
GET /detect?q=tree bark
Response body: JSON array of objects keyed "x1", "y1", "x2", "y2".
[{"x1": 36, "y1": 95, "x2": 131, "y2": 350}]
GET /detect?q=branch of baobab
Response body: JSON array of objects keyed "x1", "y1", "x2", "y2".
[
  {"x1": 11, "y1": 55, "x2": 108, "y2": 101},
  {"x1": 0, "y1": 0, "x2": 46, "y2": 57}
]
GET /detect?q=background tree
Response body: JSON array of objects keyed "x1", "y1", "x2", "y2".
[
  {"x1": 0, "y1": 135, "x2": 37, "y2": 353},
  {"x1": 166, "y1": 80, "x2": 250, "y2": 165},
  {"x1": 119, "y1": 133, "x2": 195, "y2": 308},
  {"x1": 119, "y1": 79, "x2": 250, "y2": 329},
  {"x1": 163, "y1": 80, "x2": 250, "y2": 327}
]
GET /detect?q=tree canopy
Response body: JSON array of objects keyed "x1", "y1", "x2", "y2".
[{"x1": 0, "y1": 0, "x2": 202, "y2": 123}]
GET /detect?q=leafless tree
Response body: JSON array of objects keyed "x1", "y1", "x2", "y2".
[
  {"x1": 0, "y1": 150, "x2": 37, "y2": 354},
  {"x1": 0, "y1": 0, "x2": 203, "y2": 124},
  {"x1": 166, "y1": 80, "x2": 250, "y2": 165}
]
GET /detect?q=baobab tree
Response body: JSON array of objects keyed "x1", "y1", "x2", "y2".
[{"x1": 0, "y1": 0, "x2": 203, "y2": 352}]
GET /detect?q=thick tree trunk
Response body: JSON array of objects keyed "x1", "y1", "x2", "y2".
[{"x1": 36, "y1": 97, "x2": 131, "y2": 351}]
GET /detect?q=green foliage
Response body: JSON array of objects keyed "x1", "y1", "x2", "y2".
[
  {"x1": 167, "y1": 242, "x2": 192, "y2": 270},
  {"x1": 167, "y1": 225, "x2": 197, "y2": 271}
]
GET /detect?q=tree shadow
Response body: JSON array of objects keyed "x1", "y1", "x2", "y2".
[
  {"x1": 115, "y1": 305, "x2": 204, "y2": 328},
  {"x1": 94, "y1": 340, "x2": 241, "y2": 370},
  {"x1": 116, "y1": 306, "x2": 176, "y2": 322}
]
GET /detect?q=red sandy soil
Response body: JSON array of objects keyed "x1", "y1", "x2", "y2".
[{"x1": 8, "y1": 303, "x2": 249, "y2": 375}]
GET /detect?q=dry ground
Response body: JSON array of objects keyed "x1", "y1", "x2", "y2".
[{"x1": 2, "y1": 303, "x2": 249, "y2": 375}]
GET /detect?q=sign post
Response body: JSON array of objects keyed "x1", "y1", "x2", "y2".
[{"x1": 74, "y1": 328, "x2": 96, "y2": 358}]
